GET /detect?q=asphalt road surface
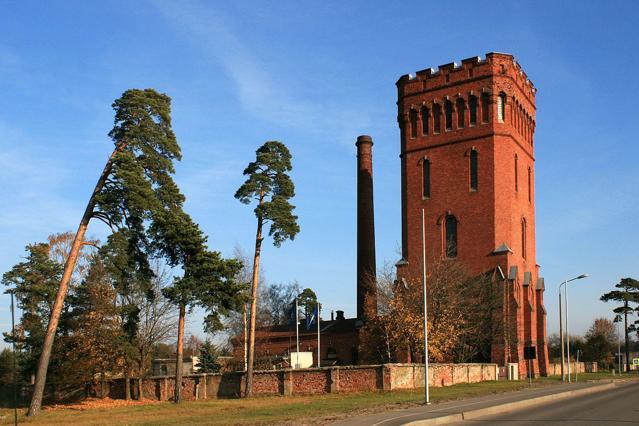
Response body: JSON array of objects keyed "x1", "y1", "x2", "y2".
[{"x1": 449, "y1": 380, "x2": 639, "y2": 425}]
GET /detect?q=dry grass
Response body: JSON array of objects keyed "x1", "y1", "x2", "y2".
[{"x1": 0, "y1": 372, "x2": 625, "y2": 425}]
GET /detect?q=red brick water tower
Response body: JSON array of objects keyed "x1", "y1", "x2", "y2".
[{"x1": 395, "y1": 53, "x2": 549, "y2": 377}]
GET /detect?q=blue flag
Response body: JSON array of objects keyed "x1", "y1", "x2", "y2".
[
  {"x1": 287, "y1": 300, "x2": 297, "y2": 326},
  {"x1": 306, "y1": 305, "x2": 319, "y2": 330}
]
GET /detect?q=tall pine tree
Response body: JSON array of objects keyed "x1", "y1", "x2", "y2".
[
  {"x1": 29, "y1": 89, "x2": 184, "y2": 415},
  {"x1": 601, "y1": 278, "x2": 639, "y2": 372},
  {"x1": 235, "y1": 141, "x2": 299, "y2": 397}
]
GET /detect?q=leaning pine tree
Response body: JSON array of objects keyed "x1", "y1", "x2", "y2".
[
  {"x1": 28, "y1": 89, "x2": 183, "y2": 416},
  {"x1": 235, "y1": 141, "x2": 300, "y2": 397}
]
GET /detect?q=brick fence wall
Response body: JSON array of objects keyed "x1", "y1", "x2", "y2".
[
  {"x1": 93, "y1": 363, "x2": 498, "y2": 401},
  {"x1": 546, "y1": 362, "x2": 597, "y2": 376}
]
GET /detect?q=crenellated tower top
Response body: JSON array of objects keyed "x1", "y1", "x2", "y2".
[{"x1": 396, "y1": 52, "x2": 537, "y2": 158}]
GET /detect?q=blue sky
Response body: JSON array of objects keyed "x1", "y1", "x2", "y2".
[{"x1": 1, "y1": 1, "x2": 638, "y2": 346}]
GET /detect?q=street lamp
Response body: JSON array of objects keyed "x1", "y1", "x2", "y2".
[
  {"x1": 559, "y1": 273, "x2": 588, "y2": 383},
  {"x1": 614, "y1": 315, "x2": 622, "y2": 374},
  {"x1": 421, "y1": 208, "x2": 430, "y2": 405}
]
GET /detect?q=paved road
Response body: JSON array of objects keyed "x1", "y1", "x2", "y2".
[
  {"x1": 449, "y1": 380, "x2": 639, "y2": 425},
  {"x1": 332, "y1": 380, "x2": 638, "y2": 426}
]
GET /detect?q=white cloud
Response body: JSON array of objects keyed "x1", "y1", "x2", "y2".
[{"x1": 152, "y1": 1, "x2": 371, "y2": 145}]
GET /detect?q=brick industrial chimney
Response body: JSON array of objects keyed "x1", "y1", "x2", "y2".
[{"x1": 356, "y1": 135, "x2": 377, "y2": 321}]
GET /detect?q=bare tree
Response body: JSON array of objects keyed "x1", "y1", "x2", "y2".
[{"x1": 133, "y1": 264, "x2": 177, "y2": 398}]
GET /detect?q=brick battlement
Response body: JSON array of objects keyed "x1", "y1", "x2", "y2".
[{"x1": 397, "y1": 52, "x2": 536, "y2": 104}]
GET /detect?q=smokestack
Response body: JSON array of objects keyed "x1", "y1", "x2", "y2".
[{"x1": 356, "y1": 135, "x2": 377, "y2": 321}]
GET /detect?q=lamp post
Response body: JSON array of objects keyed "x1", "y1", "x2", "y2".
[
  {"x1": 614, "y1": 315, "x2": 622, "y2": 374},
  {"x1": 559, "y1": 291, "x2": 565, "y2": 382},
  {"x1": 559, "y1": 274, "x2": 588, "y2": 383},
  {"x1": 421, "y1": 208, "x2": 430, "y2": 405}
]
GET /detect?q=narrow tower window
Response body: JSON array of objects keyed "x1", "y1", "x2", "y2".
[
  {"x1": 433, "y1": 103, "x2": 441, "y2": 133},
  {"x1": 445, "y1": 100, "x2": 453, "y2": 130},
  {"x1": 456, "y1": 98, "x2": 465, "y2": 128},
  {"x1": 468, "y1": 95, "x2": 477, "y2": 125},
  {"x1": 514, "y1": 154, "x2": 519, "y2": 192},
  {"x1": 445, "y1": 215, "x2": 458, "y2": 258},
  {"x1": 421, "y1": 106, "x2": 429, "y2": 135},
  {"x1": 469, "y1": 149, "x2": 478, "y2": 191},
  {"x1": 521, "y1": 218, "x2": 527, "y2": 259},
  {"x1": 498, "y1": 92, "x2": 506, "y2": 122},
  {"x1": 481, "y1": 92, "x2": 490, "y2": 123},
  {"x1": 422, "y1": 159, "x2": 430, "y2": 198},
  {"x1": 527, "y1": 167, "x2": 532, "y2": 202},
  {"x1": 409, "y1": 109, "x2": 418, "y2": 139}
]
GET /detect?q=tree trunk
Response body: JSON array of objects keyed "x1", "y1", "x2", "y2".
[
  {"x1": 125, "y1": 369, "x2": 131, "y2": 401},
  {"x1": 245, "y1": 200, "x2": 264, "y2": 397},
  {"x1": 174, "y1": 303, "x2": 186, "y2": 403},
  {"x1": 243, "y1": 305, "x2": 248, "y2": 372},
  {"x1": 100, "y1": 372, "x2": 106, "y2": 399},
  {"x1": 28, "y1": 144, "x2": 126, "y2": 416},
  {"x1": 138, "y1": 348, "x2": 145, "y2": 400},
  {"x1": 624, "y1": 300, "x2": 630, "y2": 373}
]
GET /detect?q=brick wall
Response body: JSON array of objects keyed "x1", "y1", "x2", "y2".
[
  {"x1": 546, "y1": 362, "x2": 597, "y2": 376},
  {"x1": 88, "y1": 363, "x2": 498, "y2": 402}
]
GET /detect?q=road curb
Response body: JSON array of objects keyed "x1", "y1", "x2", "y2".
[{"x1": 404, "y1": 381, "x2": 619, "y2": 426}]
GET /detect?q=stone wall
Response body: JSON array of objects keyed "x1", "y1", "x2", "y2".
[
  {"x1": 94, "y1": 363, "x2": 498, "y2": 401},
  {"x1": 386, "y1": 363, "x2": 498, "y2": 390},
  {"x1": 546, "y1": 362, "x2": 597, "y2": 376}
]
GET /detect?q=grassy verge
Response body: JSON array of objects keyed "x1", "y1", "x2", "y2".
[{"x1": 0, "y1": 372, "x2": 629, "y2": 426}]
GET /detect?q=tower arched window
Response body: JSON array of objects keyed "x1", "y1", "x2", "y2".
[
  {"x1": 433, "y1": 103, "x2": 441, "y2": 133},
  {"x1": 468, "y1": 95, "x2": 477, "y2": 125},
  {"x1": 409, "y1": 109, "x2": 418, "y2": 139},
  {"x1": 469, "y1": 149, "x2": 478, "y2": 191},
  {"x1": 527, "y1": 167, "x2": 532, "y2": 202},
  {"x1": 498, "y1": 92, "x2": 506, "y2": 122},
  {"x1": 422, "y1": 158, "x2": 430, "y2": 198},
  {"x1": 521, "y1": 218, "x2": 527, "y2": 259},
  {"x1": 444, "y1": 100, "x2": 453, "y2": 130},
  {"x1": 514, "y1": 154, "x2": 519, "y2": 192},
  {"x1": 481, "y1": 92, "x2": 490, "y2": 123},
  {"x1": 456, "y1": 98, "x2": 466, "y2": 128},
  {"x1": 445, "y1": 214, "x2": 458, "y2": 258},
  {"x1": 421, "y1": 106, "x2": 429, "y2": 135}
]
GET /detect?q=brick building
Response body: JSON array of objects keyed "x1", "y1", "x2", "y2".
[
  {"x1": 394, "y1": 52, "x2": 549, "y2": 376},
  {"x1": 235, "y1": 311, "x2": 360, "y2": 368}
]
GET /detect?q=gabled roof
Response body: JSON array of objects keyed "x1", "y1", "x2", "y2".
[{"x1": 492, "y1": 243, "x2": 513, "y2": 255}]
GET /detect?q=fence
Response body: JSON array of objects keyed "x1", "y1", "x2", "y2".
[{"x1": 90, "y1": 363, "x2": 499, "y2": 401}]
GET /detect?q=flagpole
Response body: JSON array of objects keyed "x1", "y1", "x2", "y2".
[
  {"x1": 317, "y1": 303, "x2": 321, "y2": 368},
  {"x1": 11, "y1": 291, "x2": 18, "y2": 426},
  {"x1": 295, "y1": 297, "x2": 300, "y2": 368},
  {"x1": 422, "y1": 208, "x2": 430, "y2": 405}
]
